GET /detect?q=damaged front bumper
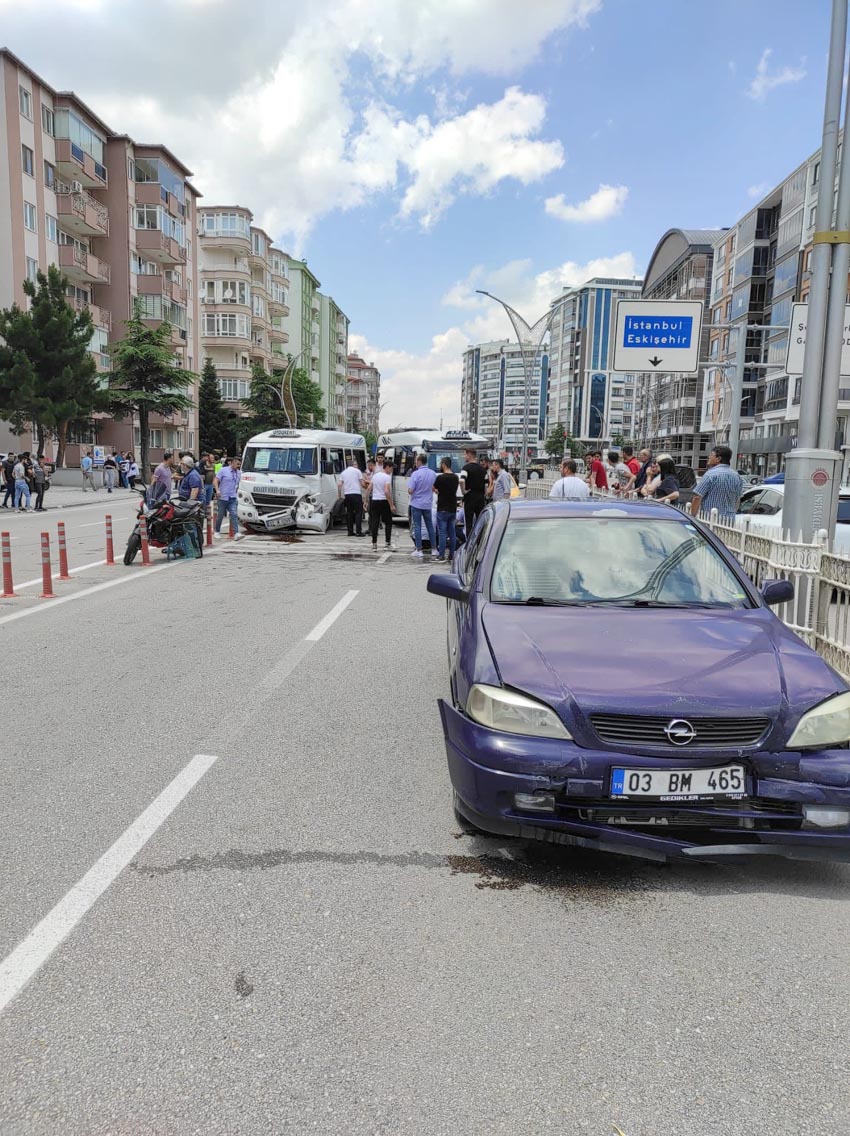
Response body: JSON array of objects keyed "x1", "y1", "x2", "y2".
[{"x1": 439, "y1": 699, "x2": 850, "y2": 863}]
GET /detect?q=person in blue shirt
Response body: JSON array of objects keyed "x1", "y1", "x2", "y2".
[
  {"x1": 691, "y1": 445, "x2": 744, "y2": 521},
  {"x1": 407, "y1": 453, "x2": 437, "y2": 557},
  {"x1": 80, "y1": 451, "x2": 97, "y2": 492},
  {"x1": 177, "y1": 455, "x2": 203, "y2": 502}
]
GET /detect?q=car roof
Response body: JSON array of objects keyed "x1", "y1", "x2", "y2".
[{"x1": 505, "y1": 499, "x2": 692, "y2": 522}]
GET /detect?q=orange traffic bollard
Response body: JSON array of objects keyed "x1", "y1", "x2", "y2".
[
  {"x1": 139, "y1": 514, "x2": 151, "y2": 566},
  {"x1": 105, "y1": 514, "x2": 115, "y2": 565},
  {"x1": 1, "y1": 531, "x2": 16, "y2": 597},
  {"x1": 206, "y1": 506, "x2": 214, "y2": 547},
  {"x1": 57, "y1": 521, "x2": 73, "y2": 579},
  {"x1": 39, "y1": 532, "x2": 55, "y2": 599}
]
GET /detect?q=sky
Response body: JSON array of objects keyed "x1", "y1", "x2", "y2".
[{"x1": 0, "y1": 0, "x2": 836, "y2": 429}]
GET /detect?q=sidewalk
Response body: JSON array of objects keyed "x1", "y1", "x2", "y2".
[{"x1": 0, "y1": 484, "x2": 140, "y2": 512}]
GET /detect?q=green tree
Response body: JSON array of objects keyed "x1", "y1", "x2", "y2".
[
  {"x1": 198, "y1": 357, "x2": 238, "y2": 454},
  {"x1": 0, "y1": 266, "x2": 108, "y2": 465},
  {"x1": 291, "y1": 367, "x2": 325, "y2": 427},
  {"x1": 544, "y1": 420, "x2": 568, "y2": 458},
  {"x1": 363, "y1": 429, "x2": 378, "y2": 454},
  {"x1": 106, "y1": 315, "x2": 195, "y2": 482}
]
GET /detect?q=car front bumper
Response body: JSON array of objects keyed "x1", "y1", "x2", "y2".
[{"x1": 438, "y1": 699, "x2": 850, "y2": 863}]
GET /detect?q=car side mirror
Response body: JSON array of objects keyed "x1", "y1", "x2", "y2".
[
  {"x1": 762, "y1": 578, "x2": 794, "y2": 606},
  {"x1": 427, "y1": 572, "x2": 470, "y2": 603}
]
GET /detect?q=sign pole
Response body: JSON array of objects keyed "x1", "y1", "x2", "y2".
[
  {"x1": 784, "y1": 0, "x2": 847, "y2": 543},
  {"x1": 727, "y1": 323, "x2": 746, "y2": 468}
]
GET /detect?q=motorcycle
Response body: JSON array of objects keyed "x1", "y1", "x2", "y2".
[{"x1": 124, "y1": 487, "x2": 205, "y2": 564}]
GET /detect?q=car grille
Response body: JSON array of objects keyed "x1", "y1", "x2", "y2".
[
  {"x1": 251, "y1": 490, "x2": 298, "y2": 515},
  {"x1": 590, "y1": 714, "x2": 771, "y2": 749}
]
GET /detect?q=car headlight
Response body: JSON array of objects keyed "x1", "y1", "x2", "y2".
[
  {"x1": 466, "y1": 684, "x2": 572, "y2": 739},
  {"x1": 787, "y1": 691, "x2": 850, "y2": 749}
]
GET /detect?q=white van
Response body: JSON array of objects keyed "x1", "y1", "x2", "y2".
[
  {"x1": 375, "y1": 428, "x2": 491, "y2": 520},
  {"x1": 238, "y1": 428, "x2": 368, "y2": 534}
]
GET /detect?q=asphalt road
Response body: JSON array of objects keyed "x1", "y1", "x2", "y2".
[{"x1": 1, "y1": 529, "x2": 849, "y2": 1135}]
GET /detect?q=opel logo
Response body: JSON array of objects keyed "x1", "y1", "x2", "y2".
[{"x1": 664, "y1": 719, "x2": 697, "y2": 746}]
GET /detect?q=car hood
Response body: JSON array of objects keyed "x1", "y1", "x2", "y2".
[{"x1": 480, "y1": 603, "x2": 845, "y2": 730}]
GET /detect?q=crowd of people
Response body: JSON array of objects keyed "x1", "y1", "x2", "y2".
[
  {"x1": 549, "y1": 443, "x2": 744, "y2": 520},
  {"x1": 80, "y1": 451, "x2": 140, "y2": 492},
  {"x1": 1, "y1": 451, "x2": 51, "y2": 512}
]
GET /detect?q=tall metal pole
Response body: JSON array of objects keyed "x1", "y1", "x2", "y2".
[
  {"x1": 784, "y1": 0, "x2": 848, "y2": 543},
  {"x1": 818, "y1": 40, "x2": 850, "y2": 450}
]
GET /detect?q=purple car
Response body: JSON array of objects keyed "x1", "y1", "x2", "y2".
[{"x1": 427, "y1": 499, "x2": 850, "y2": 863}]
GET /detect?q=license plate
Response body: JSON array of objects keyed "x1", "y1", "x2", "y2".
[
  {"x1": 610, "y1": 765, "x2": 746, "y2": 800},
  {"x1": 259, "y1": 486, "x2": 292, "y2": 495},
  {"x1": 264, "y1": 512, "x2": 293, "y2": 531}
]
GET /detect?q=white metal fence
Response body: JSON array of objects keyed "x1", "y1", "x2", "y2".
[{"x1": 519, "y1": 480, "x2": 850, "y2": 681}]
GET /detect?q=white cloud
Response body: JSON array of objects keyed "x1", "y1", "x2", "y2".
[
  {"x1": 747, "y1": 48, "x2": 806, "y2": 101},
  {"x1": 544, "y1": 183, "x2": 628, "y2": 222},
  {"x1": 747, "y1": 182, "x2": 770, "y2": 199},
  {"x1": 357, "y1": 251, "x2": 639, "y2": 430},
  {"x1": 1, "y1": 0, "x2": 597, "y2": 245}
]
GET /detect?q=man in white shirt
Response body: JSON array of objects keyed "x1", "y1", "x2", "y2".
[
  {"x1": 369, "y1": 460, "x2": 396, "y2": 551},
  {"x1": 337, "y1": 456, "x2": 365, "y2": 536},
  {"x1": 549, "y1": 459, "x2": 591, "y2": 500}
]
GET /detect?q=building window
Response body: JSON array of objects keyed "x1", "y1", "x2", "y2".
[
  {"x1": 149, "y1": 429, "x2": 163, "y2": 449},
  {"x1": 812, "y1": 161, "x2": 820, "y2": 186},
  {"x1": 42, "y1": 105, "x2": 54, "y2": 135},
  {"x1": 809, "y1": 205, "x2": 817, "y2": 229},
  {"x1": 219, "y1": 378, "x2": 249, "y2": 401},
  {"x1": 44, "y1": 160, "x2": 55, "y2": 189},
  {"x1": 203, "y1": 312, "x2": 250, "y2": 338},
  {"x1": 26, "y1": 257, "x2": 39, "y2": 283},
  {"x1": 22, "y1": 145, "x2": 34, "y2": 176},
  {"x1": 19, "y1": 86, "x2": 32, "y2": 119},
  {"x1": 24, "y1": 202, "x2": 37, "y2": 232},
  {"x1": 46, "y1": 214, "x2": 58, "y2": 243}
]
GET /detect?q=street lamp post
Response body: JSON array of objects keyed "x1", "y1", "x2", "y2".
[
  {"x1": 270, "y1": 348, "x2": 311, "y2": 428},
  {"x1": 475, "y1": 290, "x2": 568, "y2": 484}
]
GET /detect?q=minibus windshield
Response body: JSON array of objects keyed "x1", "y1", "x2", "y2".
[{"x1": 242, "y1": 446, "x2": 318, "y2": 475}]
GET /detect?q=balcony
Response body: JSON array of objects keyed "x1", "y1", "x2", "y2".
[
  {"x1": 335, "y1": 363, "x2": 345, "y2": 377},
  {"x1": 199, "y1": 226, "x2": 251, "y2": 252},
  {"x1": 268, "y1": 296, "x2": 289, "y2": 317},
  {"x1": 135, "y1": 229, "x2": 186, "y2": 264},
  {"x1": 69, "y1": 296, "x2": 111, "y2": 332},
  {"x1": 136, "y1": 272, "x2": 188, "y2": 307},
  {"x1": 58, "y1": 243, "x2": 110, "y2": 284},
  {"x1": 270, "y1": 322, "x2": 288, "y2": 344},
  {"x1": 336, "y1": 333, "x2": 346, "y2": 345},
  {"x1": 54, "y1": 139, "x2": 107, "y2": 188},
  {"x1": 92, "y1": 350, "x2": 111, "y2": 373},
  {"x1": 56, "y1": 183, "x2": 109, "y2": 237}
]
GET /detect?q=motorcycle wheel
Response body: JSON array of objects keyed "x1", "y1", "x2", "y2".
[{"x1": 124, "y1": 532, "x2": 141, "y2": 565}]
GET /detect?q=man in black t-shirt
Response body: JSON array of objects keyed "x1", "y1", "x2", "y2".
[
  {"x1": 460, "y1": 447, "x2": 486, "y2": 537},
  {"x1": 433, "y1": 458, "x2": 460, "y2": 562}
]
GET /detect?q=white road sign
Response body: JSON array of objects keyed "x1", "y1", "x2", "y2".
[
  {"x1": 786, "y1": 302, "x2": 850, "y2": 376},
  {"x1": 612, "y1": 299, "x2": 704, "y2": 375}
]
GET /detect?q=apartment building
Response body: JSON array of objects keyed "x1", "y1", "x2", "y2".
[
  {"x1": 318, "y1": 294, "x2": 349, "y2": 429},
  {"x1": 282, "y1": 258, "x2": 321, "y2": 387},
  {"x1": 0, "y1": 48, "x2": 201, "y2": 466},
  {"x1": 345, "y1": 353, "x2": 381, "y2": 436},
  {"x1": 197, "y1": 206, "x2": 290, "y2": 414},
  {"x1": 547, "y1": 277, "x2": 642, "y2": 445},
  {"x1": 702, "y1": 157, "x2": 837, "y2": 477},
  {"x1": 632, "y1": 230, "x2": 722, "y2": 469},
  {"x1": 461, "y1": 340, "x2": 549, "y2": 458}
]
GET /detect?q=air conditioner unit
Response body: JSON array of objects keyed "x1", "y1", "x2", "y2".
[{"x1": 71, "y1": 181, "x2": 83, "y2": 194}]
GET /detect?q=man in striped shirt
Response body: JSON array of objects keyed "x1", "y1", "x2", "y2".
[{"x1": 691, "y1": 445, "x2": 743, "y2": 521}]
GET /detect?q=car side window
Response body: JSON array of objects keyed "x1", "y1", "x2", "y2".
[
  {"x1": 738, "y1": 490, "x2": 764, "y2": 514},
  {"x1": 462, "y1": 511, "x2": 492, "y2": 586},
  {"x1": 757, "y1": 489, "x2": 783, "y2": 515}
]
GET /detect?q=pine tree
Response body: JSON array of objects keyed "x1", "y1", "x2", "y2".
[
  {"x1": 106, "y1": 315, "x2": 195, "y2": 482},
  {"x1": 241, "y1": 361, "x2": 289, "y2": 435},
  {"x1": 198, "y1": 357, "x2": 237, "y2": 454},
  {"x1": 0, "y1": 266, "x2": 108, "y2": 465},
  {"x1": 544, "y1": 421, "x2": 567, "y2": 458}
]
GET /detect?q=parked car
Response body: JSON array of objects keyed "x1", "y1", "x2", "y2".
[
  {"x1": 427, "y1": 498, "x2": 850, "y2": 864},
  {"x1": 736, "y1": 483, "x2": 850, "y2": 553},
  {"x1": 738, "y1": 470, "x2": 763, "y2": 486}
]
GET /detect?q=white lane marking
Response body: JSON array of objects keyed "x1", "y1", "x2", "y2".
[
  {"x1": 77, "y1": 521, "x2": 113, "y2": 528},
  {"x1": 0, "y1": 754, "x2": 220, "y2": 1016},
  {"x1": 377, "y1": 552, "x2": 391, "y2": 565},
  {"x1": 0, "y1": 552, "x2": 221, "y2": 627},
  {"x1": 15, "y1": 559, "x2": 106, "y2": 590},
  {"x1": 304, "y1": 589, "x2": 359, "y2": 641}
]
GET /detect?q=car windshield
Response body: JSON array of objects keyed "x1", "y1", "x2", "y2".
[
  {"x1": 425, "y1": 451, "x2": 467, "y2": 473},
  {"x1": 491, "y1": 516, "x2": 752, "y2": 609},
  {"x1": 242, "y1": 446, "x2": 318, "y2": 475}
]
